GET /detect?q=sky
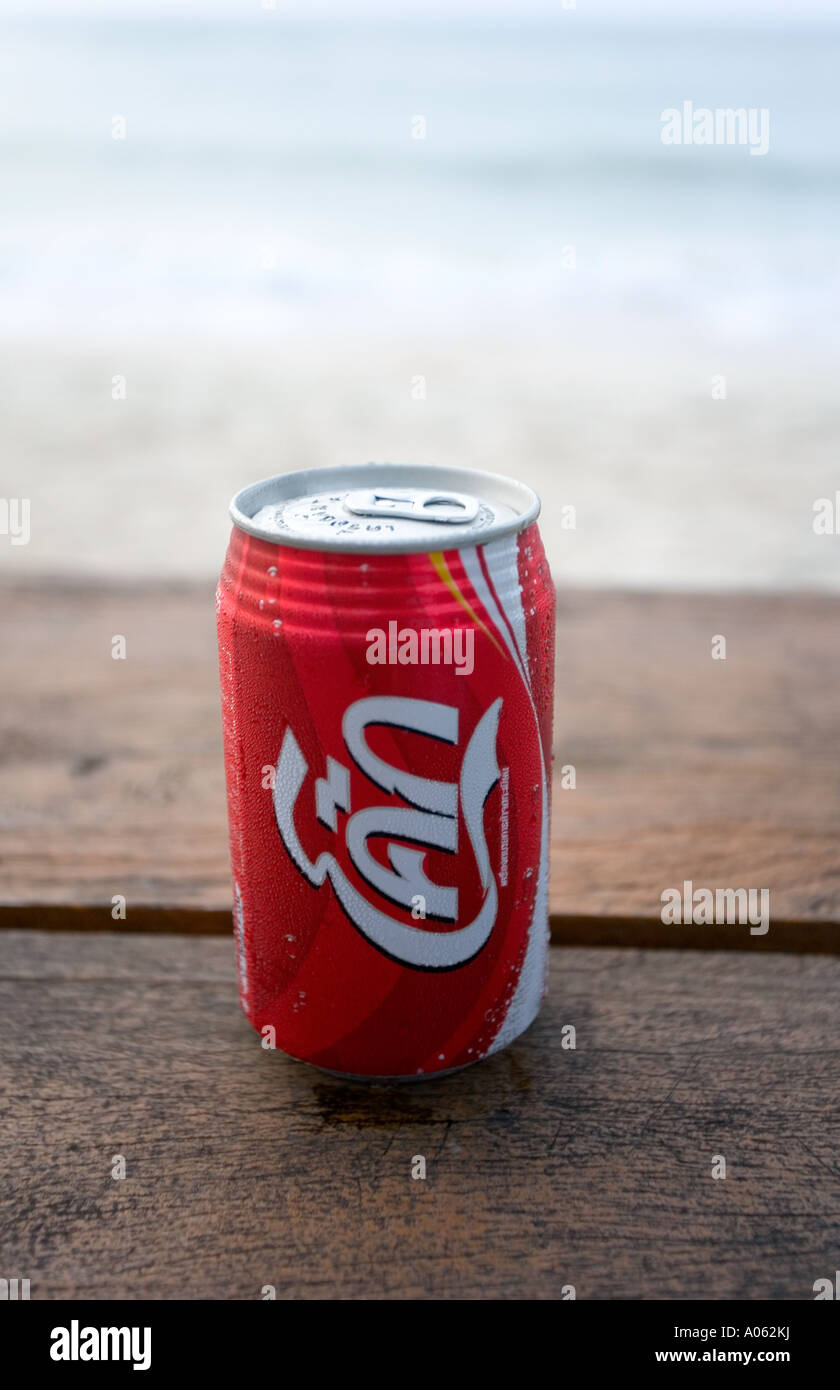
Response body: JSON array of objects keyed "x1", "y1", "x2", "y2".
[{"x1": 1, "y1": 0, "x2": 838, "y2": 21}]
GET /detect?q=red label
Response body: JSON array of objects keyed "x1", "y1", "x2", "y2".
[{"x1": 217, "y1": 525, "x2": 553, "y2": 1076}]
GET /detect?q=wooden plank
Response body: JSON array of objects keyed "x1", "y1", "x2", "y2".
[
  {"x1": 1, "y1": 581, "x2": 838, "y2": 945},
  {"x1": 0, "y1": 929, "x2": 836, "y2": 1300},
  {"x1": 552, "y1": 590, "x2": 840, "y2": 938}
]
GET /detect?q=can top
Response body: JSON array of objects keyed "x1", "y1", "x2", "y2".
[{"x1": 230, "y1": 463, "x2": 540, "y2": 554}]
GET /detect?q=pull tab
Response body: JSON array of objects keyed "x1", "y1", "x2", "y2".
[{"x1": 343, "y1": 486, "x2": 479, "y2": 525}]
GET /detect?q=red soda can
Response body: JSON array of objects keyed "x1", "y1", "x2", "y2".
[{"x1": 216, "y1": 464, "x2": 554, "y2": 1079}]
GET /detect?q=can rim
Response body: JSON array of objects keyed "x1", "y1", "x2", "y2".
[{"x1": 229, "y1": 463, "x2": 540, "y2": 553}]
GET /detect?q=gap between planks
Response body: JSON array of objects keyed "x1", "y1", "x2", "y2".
[{"x1": 0, "y1": 902, "x2": 836, "y2": 954}]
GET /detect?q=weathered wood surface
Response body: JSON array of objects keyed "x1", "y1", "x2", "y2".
[
  {"x1": 0, "y1": 929, "x2": 836, "y2": 1300},
  {"x1": 0, "y1": 581, "x2": 838, "y2": 947}
]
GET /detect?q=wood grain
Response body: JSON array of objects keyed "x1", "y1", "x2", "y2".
[
  {"x1": 0, "y1": 929, "x2": 836, "y2": 1300},
  {"x1": 0, "y1": 580, "x2": 837, "y2": 946}
]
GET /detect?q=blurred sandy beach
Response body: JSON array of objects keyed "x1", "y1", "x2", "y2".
[
  {"x1": 1, "y1": 9, "x2": 838, "y2": 589},
  {"x1": 3, "y1": 336, "x2": 838, "y2": 590}
]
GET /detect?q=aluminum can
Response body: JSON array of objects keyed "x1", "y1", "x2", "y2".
[{"x1": 217, "y1": 464, "x2": 554, "y2": 1079}]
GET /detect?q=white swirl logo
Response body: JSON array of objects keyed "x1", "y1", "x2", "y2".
[{"x1": 272, "y1": 695, "x2": 502, "y2": 969}]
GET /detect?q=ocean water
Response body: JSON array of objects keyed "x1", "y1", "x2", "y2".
[{"x1": 0, "y1": 15, "x2": 838, "y2": 348}]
